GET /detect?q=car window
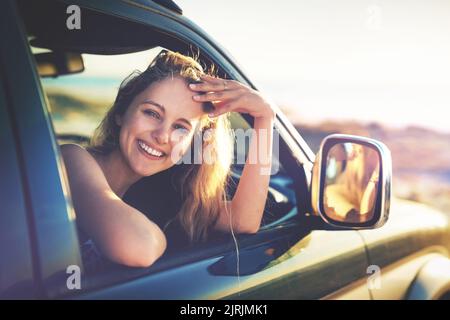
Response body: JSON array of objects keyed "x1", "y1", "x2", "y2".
[
  {"x1": 20, "y1": 0, "x2": 298, "y2": 283},
  {"x1": 37, "y1": 48, "x2": 297, "y2": 231}
]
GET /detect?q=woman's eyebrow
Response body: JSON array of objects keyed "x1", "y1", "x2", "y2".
[
  {"x1": 178, "y1": 118, "x2": 193, "y2": 129},
  {"x1": 142, "y1": 99, "x2": 165, "y2": 113},
  {"x1": 142, "y1": 99, "x2": 192, "y2": 129}
]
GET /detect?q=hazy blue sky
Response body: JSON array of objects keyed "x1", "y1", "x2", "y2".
[
  {"x1": 175, "y1": 0, "x2": 450, "y2": 132},
  {"x1": 49, "y1": 0, "x2": 450, "y2": 132}
]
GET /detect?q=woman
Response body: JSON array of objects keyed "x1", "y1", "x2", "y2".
[{"x1": 61, "y1": 50, "x2": 275, "y2": 268}]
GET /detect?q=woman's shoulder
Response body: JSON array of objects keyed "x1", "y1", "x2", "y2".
[
  {"x1": 60, "y1": 143, "x2": 91, "y2": 161},
  {"x1": 60, "y1": 143, "x2": 92, "y2": 159},
  {"x1": 61, "y1": 144, "x2": 101, "y2": 169},
  {"x1": 60, "y1": 144, "x2": 109, "y2": 191}
]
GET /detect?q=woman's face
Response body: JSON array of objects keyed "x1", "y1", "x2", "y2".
[{"x1": 116, "y1": 76, "x2": 205, "y2": 177}]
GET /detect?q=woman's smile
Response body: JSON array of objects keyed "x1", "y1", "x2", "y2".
[{"x1": 137, "y1": 139, "x2": 167, "y2": 160}]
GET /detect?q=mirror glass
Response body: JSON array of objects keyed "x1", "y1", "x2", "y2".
[{"x1": 323, "y1": 142, "x2": 380, "y2": 224}]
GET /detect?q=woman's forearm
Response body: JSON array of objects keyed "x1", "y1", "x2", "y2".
[
  {"x1": 189, "y1": 77, "x2": 276, "y2": 234},
  {"x1": 229, "y1": 115, "x2": 274, "y2": 233},
  {"x1": 85, "y1": 198, "x2": 167, "y2": 267}
]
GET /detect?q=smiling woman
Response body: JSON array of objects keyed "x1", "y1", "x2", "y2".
[{"x1": 61, "y1": 50, "x2": 276, "y2": 269}]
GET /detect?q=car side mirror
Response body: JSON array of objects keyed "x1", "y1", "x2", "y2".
[
  {"x1": 34, "y1": 51, "x2": 84, "y2": 78},
  {"x1": 311, "y1": 134, "x2": 392, "y2": 229}
]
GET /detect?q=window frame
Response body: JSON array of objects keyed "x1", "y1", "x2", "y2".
[
  {"x1": 0, "y1": 59, "x2": 35, "y2": 299},
  {"x1": 4, "y1": 0, "x2": 83, "y2": 299}
]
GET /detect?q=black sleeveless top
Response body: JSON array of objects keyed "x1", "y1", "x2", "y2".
[
  {"x1": 123, "y1": 165, "x2": 191, "y2": 253},
  {"x1": 78, "y1": 166, "x2": 191, "y2": 274}
]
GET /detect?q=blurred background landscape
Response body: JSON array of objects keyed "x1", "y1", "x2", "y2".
[
  {"x1": 177, "y1": 0, "x2": 450, "y2": 216},
  {"x1": 293, "y1": 118, "x2": 450, "y2": 214},
  {"x1": 44, "y1": 88, "x2": 450, "y2": 216},
  {"x1": 43, "y1": 0, "x2": 450, "y2": 216}
]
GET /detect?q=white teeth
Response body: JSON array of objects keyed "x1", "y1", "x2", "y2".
[{"x1": 138, "y1": 140, "x2": 164, "y2": 157}]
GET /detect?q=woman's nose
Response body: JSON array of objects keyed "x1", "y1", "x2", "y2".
[{"x1": 151, "y1": 125, "x2": 170, "y2": 145}]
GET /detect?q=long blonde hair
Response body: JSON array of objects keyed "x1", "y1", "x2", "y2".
[{"x1": 89, "y1": 50, "x2": 234, "y2": 242}]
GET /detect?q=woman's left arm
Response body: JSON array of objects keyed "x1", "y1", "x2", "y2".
[{"x1": 190, "y1": 75, "x2": 276, "y2": 234}]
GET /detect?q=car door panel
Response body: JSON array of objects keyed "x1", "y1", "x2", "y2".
[
  {"x1": 219, "y1": 230, "x2": 370, "y2": 299},
  {"x1": 76, "y1": 227, "x2": 369, "y2": 299},
  {"x1": 3, "y1": 0, "x2": 82, "y2": 298},
  {"x1": 0, "y1": 66, "x2": 35, "y2": 299}
]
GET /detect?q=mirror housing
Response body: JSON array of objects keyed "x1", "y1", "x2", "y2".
[
  {"x1": 311, "y1": 134, "x2": 392, "y2": 229},
  {"x1": 34, "y1": 52, "x2": 84, "y2": 77}
]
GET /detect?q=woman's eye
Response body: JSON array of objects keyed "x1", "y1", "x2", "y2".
[
  {"x1": 144, "y1": 109, "x2": 160, "y2": 119},
  {"x1": 173, "y1": 124, "x2": 189, "y2": 133}
]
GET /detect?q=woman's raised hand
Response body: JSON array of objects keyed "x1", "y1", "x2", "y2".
[{"x1": 189, "y1": 75, "x2": 275, "y2": 120}]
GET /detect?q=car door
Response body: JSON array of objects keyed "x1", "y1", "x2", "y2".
[
  {"x1": 0, "y1": 47, "x2": 35, "y2": 299},
  {"x1": 0, "y1": 0, "x2": 82, "y2": 299},
  {"x1": 7, "y1": 0, "x2": 372, "y2": 299},
  {"x1": 76, "y1": 229, "x2": 371, "y2": 300}
]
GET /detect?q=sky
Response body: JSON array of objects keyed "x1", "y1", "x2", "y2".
[
  {"x1": 45, "y1": 0, "x2": 450, "y2": 133},
  {"x1": 174, "y1": 0, "x2": 450, "y2": 132}
]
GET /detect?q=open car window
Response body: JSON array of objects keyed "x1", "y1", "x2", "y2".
[{"x1": 19, "y1": 0, "x2": 300, "y2": 289}]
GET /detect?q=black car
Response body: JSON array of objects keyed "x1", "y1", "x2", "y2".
[{"x1": 1, "y1": 0, "x2": 449, "y2": 300}]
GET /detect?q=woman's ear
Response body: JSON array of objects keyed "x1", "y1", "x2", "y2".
[{"x1": 115, "y1": 114, "x2": 122, "y2": 127}]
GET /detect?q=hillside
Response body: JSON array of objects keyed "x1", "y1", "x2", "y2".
[{"x1": 294, "y1": 120, "x2": 450, "y2": 215}]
